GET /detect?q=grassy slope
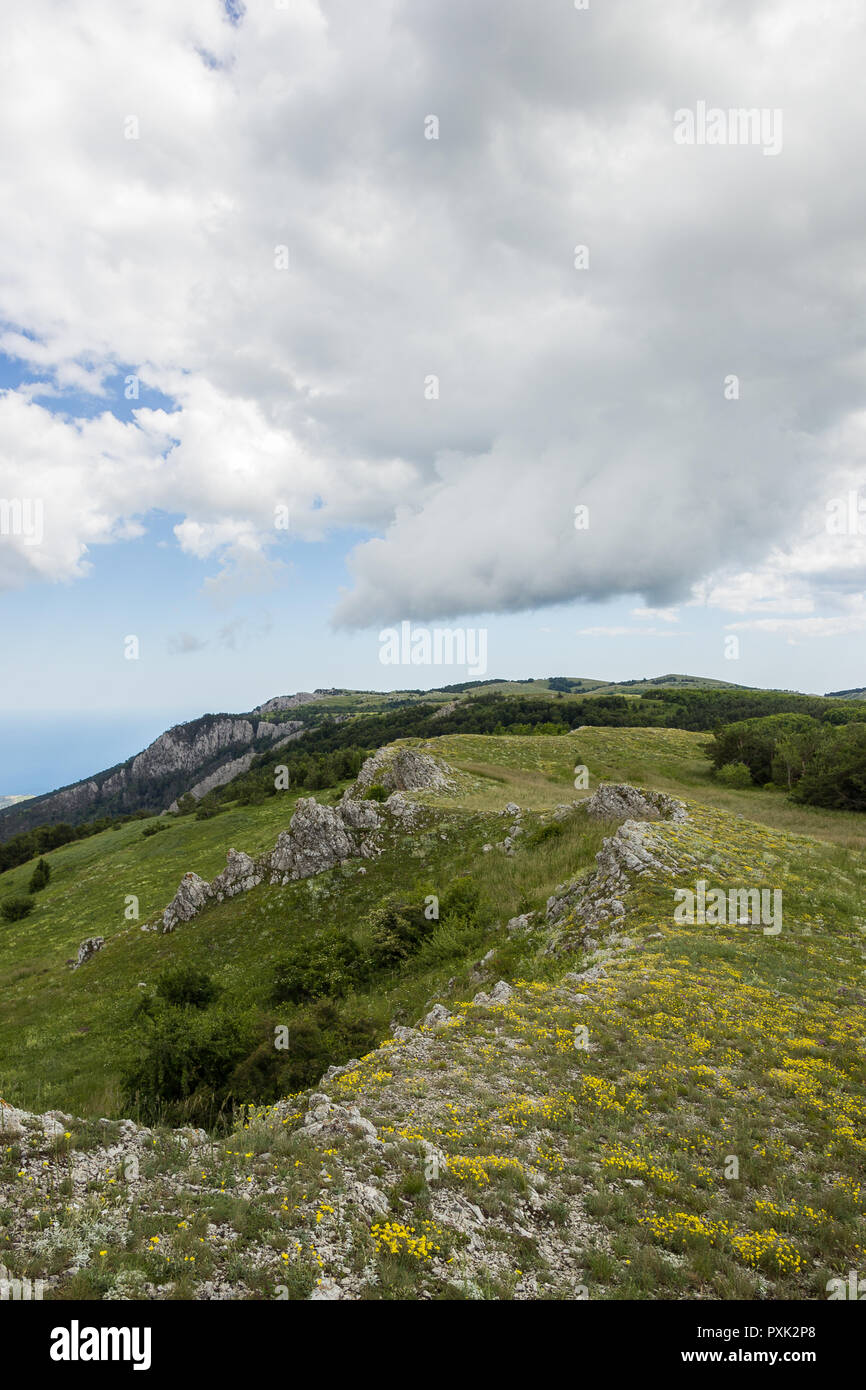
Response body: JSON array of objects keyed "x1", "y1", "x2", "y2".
[{"x1": 2, "y1": 727, "x2": 864, "y2": 1299}]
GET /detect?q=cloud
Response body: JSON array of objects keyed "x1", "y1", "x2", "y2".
[{"x1": 1, "y1": 0, "x2": 865, "y2": 632}]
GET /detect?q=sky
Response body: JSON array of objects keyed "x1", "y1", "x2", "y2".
[{"x1": 1, "y1": 0, "x2": 866, "y2": 791}]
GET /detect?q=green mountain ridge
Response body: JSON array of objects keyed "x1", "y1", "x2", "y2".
[
  {"x1": 0, "y1": 673, "x2": 829, "y2": 845},
  {"x1": 1, "y1": 722, "x2": 864, "y2": 1301}
]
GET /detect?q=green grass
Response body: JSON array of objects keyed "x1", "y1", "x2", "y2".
[{"x1": 2, "y1": 724, "x2": 865, "y2": 1300}]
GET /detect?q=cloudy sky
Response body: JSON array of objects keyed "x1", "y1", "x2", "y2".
[{"x1": 1, "y1": 0, "x2": 865, "y2": 749}]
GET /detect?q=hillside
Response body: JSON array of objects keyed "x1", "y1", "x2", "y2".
[
  {"x1": 0, "y1": 673, "x2": 813, "y2": 846},
  {"x1": 1, "y1": 725, "x2": 864, "y2": 1301}
]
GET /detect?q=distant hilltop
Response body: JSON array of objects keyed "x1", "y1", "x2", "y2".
[{"x1": 0, "y1": 673, "x2": 851, "y2": 843}]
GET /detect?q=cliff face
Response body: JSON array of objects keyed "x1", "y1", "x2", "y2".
[{"x1": 0, "y1": 705, "x2": 311, "y2": 842}]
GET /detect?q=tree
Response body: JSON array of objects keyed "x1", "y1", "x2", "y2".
[{"x1": 28, "y1": 858, "x2": 51, "y2": 893}]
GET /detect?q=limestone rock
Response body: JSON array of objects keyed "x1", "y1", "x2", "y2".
[
  {"x1": 309, "y1": 1278, "x2": 343, "y2": 1300},
  {"x1": 162, "y1": 872, "x2": 213, "y2": 933},
  {"x1": 506, "y1": 912, "x2": 535, "y2": 935},
  {"x1": 210, "y1": 848, "x2": 262, "y2": 902},
  {"x1": 338, "y1": 799, "x2": 382, "y2": 833},
  {"x1": 473, "y1": 979, "x2": 513, "y2": 1007},
  {"x1": 346, "y1": 746, "x2": 455, "y2": 799},
  {"x1": 73, "y1": 936, "x2": 105, "y2": 969},
  {"x1": 585, "y1": 782, "x2": 687, "y2": 824},
  {"x1": 268, "y1": 798, "x2": 358, "y2": 883},
  {"x1": 303, "y1": 1096, "x2": 380, "y2": 1146},
  {"x1": 422, "y1": 1003, "x2": 451, "y2": 1027},
  {"x1": 544, "y1": 783, "x2": 689, "y2": 947}
]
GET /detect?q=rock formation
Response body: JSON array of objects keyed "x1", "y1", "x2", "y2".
[
  {"x1": 545, "y1": 783, "x2": 688, "y2": 939},
  {"x1": 72, "y1": 937, "x2": 105, "y2": 969},
  {"x1": 346, "y1": 746, "x2": 456, "y2": 799}
]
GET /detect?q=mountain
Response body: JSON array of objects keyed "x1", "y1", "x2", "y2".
[
  {"x1": 0, "y1": 708, "x2": 314, "y2": 841},
  {"x1": 1, "y1": 723, "x2": 863, "y2": 1301},
  {"x1": 0, "y1": 673, "x2": 830, "y2": 845}
]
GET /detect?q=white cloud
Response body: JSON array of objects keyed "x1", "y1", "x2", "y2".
[{"x1": 1, "y1": 0, "x2": 865, "y2": 632}]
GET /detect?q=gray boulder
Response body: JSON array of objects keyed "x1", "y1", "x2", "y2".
[
  {"x1": 347, "y1": 746, "x2": 455, "y2": 799},
  {"x1": 73, "y1": 936, "x2": 105, "y2": 968},
  {"x1": 585, "y1": 782, "x2": 687, "y2": 824},
  {"x1": 210, "y1": 848, "x2": 262, "y2": 902},
  {"x1": 162, "y1": 872, "x2": 213, "y2": 933},
  {"x1": 422, "y1": 1003, "x2": 451, "y2": 1027},
  {"x1": 268, "y1": 798, "x2": 358, "y2": 883}
]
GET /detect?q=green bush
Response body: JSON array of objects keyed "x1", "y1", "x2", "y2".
[
  {"x1": 155, "y1": 965, "x2": 218, "y2": 1009},
  {"x1": 120, "y1": 1008, "x2": 250, "y2": 1126},
  {"x1": 439, "y1": 877, "x2": 481, "y2": 920},
  {"x1": 1, "y1": 896, "x2": 34, "y2": 922},
  {"x1": 28, "y1": 858, "x2": 51, "y2": 893},
  {"x1": 232, "y1": 1002, "x2": 383, "y2": 1097},
  {"x1": 524, "y1": 820, "x2": 565, "y2": 846},
  {"x1": 365, "y1": 783, "x2": 389, "y2": 802},
  {"x1": 272, "y1": 930, "x2": 366, "y2": 1005},
  {"x1": 366, "y1": 900, "x2": 431, "y2": 969},
  {"x1": 714, "y1": 761, "x2": 753, "y2": 789}
]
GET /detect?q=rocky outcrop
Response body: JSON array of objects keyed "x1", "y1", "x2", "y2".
[
  {"x1": 159, "y1": 796, "x2": 385, "y2": 928},
  {"x1": 545, "y1": 783, "x2": 688, "y2": 941},
  {"x1": 431, "y1": 699, "x2": 459, "y2": 720},
  {"x1": 210, "y1": 849, "x2": 263, "y2": 902},
  {"x1": 346, "y1": 746, "x2": 456, "y2": 799},
  {"x1": 72, "y1": 937, "x2": 104, "y2": 969},
  {"x1": 423, "y1": 1003, "x2": 451, "y2": 1027},
  {"x1": 472, "y1": 980, "x2": 514, "y2": 1007},
  {"x1": 302, "y1": 1093, "x2": 380, "y2": 1147},
  {"x1": 183, "y1": 752, "x2": 257, "y2": 804},
  {"x1": 125, "y1": 720, "x2": 253, "y2": 786},
  {"x1": 0, "y1": 706, "x2": 316, "y2": 842},
  {"x1": 166, "y1": 722, "x2": 307, "y2": 810},
  {"x1": 0, "y1": 1100, "x2": 65, "y2": 1140},
  {"x1": 163, "y1": 873, "x2": 214, "y2": 933},
  {"x1": 253, "y1": 693, "x2": 321, "y2": 715},
  {"x1": 584, "y1": 782, "x2": 687, "y2": 824},
  {"x1": 268, "y1": 798, "x2": 381, "y2": 885}
]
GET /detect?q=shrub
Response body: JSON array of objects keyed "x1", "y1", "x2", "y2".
[
  {"x1": 28, "y1": 858, "x2": 51, "y2": 893},
  {"x1": 366, "y1": 901, "x2": 431, "y2": 969},
  {"x1": 232, "y1": 1002, "x2": 382, "y2": 1097},
  {"x1": 120, "y1": 1008, "x2": 250, "y2": 1126},
  {"x1": 440, "y1": 876, "x2": 481, "y2": 921},
  {"x1": 365, "y1": 783, "x2": 388, "y2": 802},
  {"x1": 715, "y1": 761, "x2": 753, "y2": 789},
  {"x1": 1, "y1": 896, "x2": 34, "y2": 922},
  {"x1": 524, "y1": 820, "x2": 565, "y2": 846},
  {"x1": 155, "y1": 965, "x2": 218, "y2": 1009},
  {"x1": 272, "y1": 930, "x2": 366, "y2": 1004}
]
